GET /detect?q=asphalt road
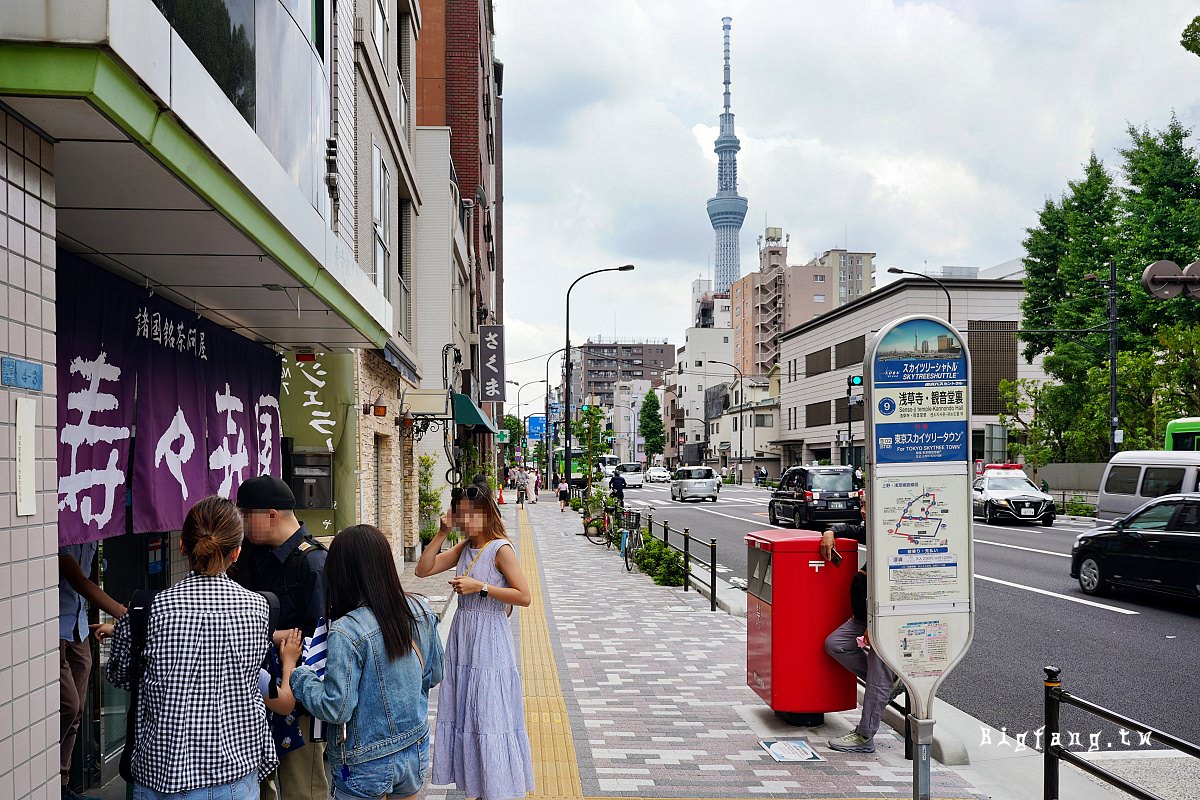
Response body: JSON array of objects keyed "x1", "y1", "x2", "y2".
[{"x1": 621, "y1": 481, "x2": 1200, "y2": 748}]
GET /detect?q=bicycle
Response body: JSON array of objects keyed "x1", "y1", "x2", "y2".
[
  {"x1": 584, "y1": 506, "x2": 617, "y2": 546},
  {"x1": 620, "y1": 524, "x2": 644, "y2": 572}
]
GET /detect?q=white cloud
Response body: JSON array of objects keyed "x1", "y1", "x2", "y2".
[{"x1": 493, "y1": 0, "x2": 1200, "y2": 391}]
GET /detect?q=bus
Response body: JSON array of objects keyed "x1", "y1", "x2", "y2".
[
  {"x1": 553, "y1": 447, "x2": 589, "y2": 486},
  {"x1": 1165, "y1": 417, "x2": 1200, "y2": 451}
]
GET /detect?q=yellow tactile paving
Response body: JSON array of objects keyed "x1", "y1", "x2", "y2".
[{"x1": 515, "y1": 507, "x2": 971, "y2": 800}]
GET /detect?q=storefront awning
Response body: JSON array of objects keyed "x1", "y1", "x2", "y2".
[{"x1": 453, "y1": 393, "x2": 501, "y2": 434}]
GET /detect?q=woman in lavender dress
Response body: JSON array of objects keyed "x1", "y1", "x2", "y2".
[{"x1": 415, "y1": 480, "x2": 534, "y2": 800}]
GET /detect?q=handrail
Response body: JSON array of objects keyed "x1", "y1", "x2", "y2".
[
  {"x1": 1043, "y1": 667, "x2": 1200, "y2": 800},
  {"x1": 644, "y1": 510, "x2": 719, "y2": 612}
]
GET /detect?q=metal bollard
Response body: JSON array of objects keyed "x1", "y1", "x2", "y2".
[
  {"x1": 663, "y1": 521, "x2": 670, "y2": 548},
  {"x1": 682, "y1": 529, "x2": 690, "y2": 592},
  {"x1": 709, "y1": 538, "x2": 718, "y2": 612},
  {"x1": 646, "y1": 512, "x2": 654, "y2": 539},
  {"x1": 1044, "y1": 666, "x2": 1062, "y2": 800}
]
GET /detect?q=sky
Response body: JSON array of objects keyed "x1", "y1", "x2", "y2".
[{"x1": 491, "y1": 0, "x2": 1200, "y2": 407}]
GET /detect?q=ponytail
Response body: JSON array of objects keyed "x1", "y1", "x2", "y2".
[{"x1": 182, "y1": 496, "x2": 244, "y2": 576}]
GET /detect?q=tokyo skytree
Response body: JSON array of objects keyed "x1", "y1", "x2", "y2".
[{"x1": 706, "y1": 16, "x2": 748, "y2": 293}]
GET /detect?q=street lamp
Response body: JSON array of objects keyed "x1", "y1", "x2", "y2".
[
  {"x1": 887, "y1": 267, "x2": 952, "y2": 324},
  {"x1": 516, "y1": 380, "x2": 546, "y2": 465},
  {"x1": 1084, "y1": 262, "x2": 1120, "y2": 458},
  {"x1": 564, "y1": 265, "x2": 635, "y2": 488},
  {"x1": 707, "y1": 359, "x2": 745, "y2": 484}
]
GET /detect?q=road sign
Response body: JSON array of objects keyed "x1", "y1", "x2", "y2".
[
  {"x1": 865, "y1": 315, "x2": 974, "y2": 800},
  {"x1": 527, "y1": 414, "x2": 546, "y2": 441},
  {"x1": 496, "y1": 430, "x2": 510, "y2": 444}
]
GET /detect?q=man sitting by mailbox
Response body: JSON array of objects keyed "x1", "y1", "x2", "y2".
[{"x1": 819, "y1": 498, "x2": 901, "y2": 754}]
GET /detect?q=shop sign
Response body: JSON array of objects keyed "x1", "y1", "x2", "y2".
[{"x1": 479, "y1": 325, "x2": 505, "y2": 402}]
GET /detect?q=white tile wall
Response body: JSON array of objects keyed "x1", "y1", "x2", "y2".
[{"x1": 0, "y1": 109, "x2": 59, "y2": 799}]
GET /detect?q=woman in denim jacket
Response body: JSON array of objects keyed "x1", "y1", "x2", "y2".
[{"x1": 291, "y1": 525, "x2": 443, "y2": 800}]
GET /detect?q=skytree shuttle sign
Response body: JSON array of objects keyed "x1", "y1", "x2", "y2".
[{"x1": 864, "y1": 316, "x2": 975, "y2": 800}]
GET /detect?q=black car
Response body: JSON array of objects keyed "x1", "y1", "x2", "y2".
[
  {"x1": 1070, "y1": 493, "x2": 1200, "y2": 598},
  {"x1": 768, "y1": 466, "x2": 861, "y2": 529}
]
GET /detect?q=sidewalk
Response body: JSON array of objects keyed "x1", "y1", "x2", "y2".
[{"x1": 422, "y1": 500, "x2": 993, "y2": 800}]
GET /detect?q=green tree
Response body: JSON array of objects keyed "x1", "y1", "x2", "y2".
[
  {"x1": 417, "y1": 454, "x2": 444, "y2": 545},
  {"x1": 1181, "y1": 15, "x2": 1200, "y2": 58},
  {"x1": 1155, "y1": 323, "x2": 1200, "y2": 418},
  {"x1": 639, "y1": 391, "x2": 665, "y2": 460},
  {"x1": 997, "y1": 379, "x2": 1055, "y2": 472},
  {"x1": 502, "y1": 414, "x2": 522, "y2": 464}
]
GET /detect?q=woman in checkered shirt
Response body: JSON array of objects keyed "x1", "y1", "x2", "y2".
[{"x1": 107, "y1": 496, "x2": 277, "y2": 798}]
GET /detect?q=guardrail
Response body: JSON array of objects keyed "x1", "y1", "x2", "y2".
[
  {"x1": 643, "y1": 510, "x2": 719, "y2": 612},
  {"x1": 1043, "y1": 666, "x2": 1200, "y2": 800}
]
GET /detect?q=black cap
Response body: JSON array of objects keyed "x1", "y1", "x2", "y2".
[{"x1": 236, "y1": 476, "x2": 296, "y2": 510}]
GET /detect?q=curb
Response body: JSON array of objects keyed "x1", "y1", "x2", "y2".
[{"x1": 874, "y1": 686, "x2": 970, "y2": 766}]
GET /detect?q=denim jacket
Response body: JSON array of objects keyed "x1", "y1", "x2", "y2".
[{"x1": 290, "y1": 596, "x2": 443, "y2": 766}]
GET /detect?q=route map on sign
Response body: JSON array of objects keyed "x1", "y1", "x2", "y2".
[{"x1": 889, "y1": 489, "x2": 948, "y2": 545}]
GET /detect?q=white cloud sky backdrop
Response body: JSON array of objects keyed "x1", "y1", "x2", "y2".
[{"x1": 492, "y1": 0, "x2": 1200, "y2": 400}]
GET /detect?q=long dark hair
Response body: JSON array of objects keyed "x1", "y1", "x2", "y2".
[{"x1": 325, "y1": 525, "x2": 416, "y2": 661}]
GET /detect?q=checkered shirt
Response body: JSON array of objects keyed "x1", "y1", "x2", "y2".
[{"x1": 107, "y1": 572, "x2": 278, "y2": 793}]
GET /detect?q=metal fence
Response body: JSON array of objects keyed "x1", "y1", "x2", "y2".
[
  {"x1": 642, "y1": 510, "x2": 719, "y2": 612},
  {"x1": 1043, "y1": 667, "x2": 1200, "y2": 800}
]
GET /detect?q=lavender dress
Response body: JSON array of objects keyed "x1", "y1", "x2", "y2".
[{"x1": 433, "y1": 539, "x2": 534, "y2": 800}]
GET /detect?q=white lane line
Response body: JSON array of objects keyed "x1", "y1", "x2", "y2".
[
  {"x1": 975, "y1": 539, "x2": 1071, "y2": 559},
  {"x1": 974, "y1": 575, "x2": 1139, "y2": 615},
  {"x1": 655, "y1": 504, "x2": 787, "y2": 530}
]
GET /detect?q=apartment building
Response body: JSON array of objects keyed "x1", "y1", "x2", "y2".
[
  {"x1": 611, "y1": 379, "x2": 653, "y2": 464},
  {"x1": 663, "y1": 327, "x2": 734, "y2": 465},
  {"x1": 568, "y1": 338, "x2": 675, "y2": 410},
  {"x1": 732, "y1": 227, "x2": 875, "y2": 376}
]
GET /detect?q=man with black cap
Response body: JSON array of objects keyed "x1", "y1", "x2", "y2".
[{"x1": 233, "y1": 475, "x2": 328, "y2": 800}]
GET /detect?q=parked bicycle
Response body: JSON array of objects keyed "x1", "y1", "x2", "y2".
[{"x1": 620, "y1": 524, "x2": 643, "y2": 572}]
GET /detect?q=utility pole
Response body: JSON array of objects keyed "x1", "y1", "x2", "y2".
[{"x1": 1107, "y1": 259, "x2": 1119, "y2": 458}]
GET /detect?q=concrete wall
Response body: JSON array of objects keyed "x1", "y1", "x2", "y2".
[{"x1": 0, "y1": 111, "x2": 60, "y2": 800}]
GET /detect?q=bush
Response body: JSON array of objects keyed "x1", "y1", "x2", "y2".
[
  {"x1": 569, "y1": 496, "x2": 583, "y2": 512},
  {"x1": 1064, "y1": 495, "x2": 1097, "y2": 517},
  {"x1": 632, "y1": 532, "x2": 686, "y2": 586},
  {"x1": 633, "y1": 532, "x2": 667, "y2": 574},
  {"x1": 653, "y1": 549, "x2": 686, "y2": 587}
]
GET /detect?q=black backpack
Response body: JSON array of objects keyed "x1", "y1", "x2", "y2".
[{"x1": 119, "y1": 589, "x2": 280, "y2": 782}]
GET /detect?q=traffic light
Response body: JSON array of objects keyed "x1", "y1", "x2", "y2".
[
  {"x1": 581, "y1": 404, "x2": 590, "y2": 411},
  {"x1": 847, "y1": 375, "x2": 864, "y2": 389}
]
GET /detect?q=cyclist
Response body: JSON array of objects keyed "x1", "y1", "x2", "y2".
[{"x1": 608, "y1": 471, "x2": 627, "y2": 508}]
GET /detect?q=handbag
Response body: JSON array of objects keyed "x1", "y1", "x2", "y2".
[{"x1": 463, "y1": 541, "x2": 513, "y2": 617}]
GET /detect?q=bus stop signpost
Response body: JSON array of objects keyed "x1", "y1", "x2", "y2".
[{"x1": 864, "y1": 315, "x2": 975, "y2": 800}]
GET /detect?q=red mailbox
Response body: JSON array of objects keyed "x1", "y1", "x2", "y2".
[{"x1": 745, "y1": 530, "x2": 859, "y2": 725}]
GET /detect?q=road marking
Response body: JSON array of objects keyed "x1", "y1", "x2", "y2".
[
  {"x1": 656, "y1": 505, "x2": 788, "y2": 530},
  {"x1": 975, "y1": 539, "x2": 1071, "y2": 558},
  {"x1": 974, "y1": 575, "x2": 1139, "y2": 615}
]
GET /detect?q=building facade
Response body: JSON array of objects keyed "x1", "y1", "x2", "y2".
[
  {"x1": 567, "y1": 338, "x2": 675, "y2": 410},
  {"x1": 777, "y1": 275, "x2": 1048, "y2": 469},
  {"x1": 611, "y1": 379, "x2": 652, "y2": 464},
  {"x1": 663, "y1": 327, "x2": 734, "y2": 466}
]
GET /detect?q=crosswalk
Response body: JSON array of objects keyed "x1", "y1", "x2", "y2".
[{"x1": 621, "y1": 483, "x2": 773, "y2": 508}]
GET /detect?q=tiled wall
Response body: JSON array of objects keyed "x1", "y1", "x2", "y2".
[{"x1": 0, "y1": 110, "x2": 61, "y2": 800}]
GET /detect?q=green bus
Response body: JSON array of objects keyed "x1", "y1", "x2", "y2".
[
  {"x1": 1165, "y1": 417, "x2": 1200, "y2": 451},
  {"x1": 553, "y1": 447, "x2": 589, "y2": 486}
]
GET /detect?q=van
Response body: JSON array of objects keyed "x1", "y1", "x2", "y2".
[{"x1": 1096, "y1": 450, "x2": 1200, "y2": 521}]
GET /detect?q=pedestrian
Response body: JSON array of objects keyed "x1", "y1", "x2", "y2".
[
  {"x1": 720, "y1": 465, "x2": 728, "y2": 481},
  {"x1": 534, "y1": 470, "x2": 542, "y2": 500},
  {"x1": 60, "y1": 542, "x2": 128, "y2": 800},
  {"x1": 291, "y1": 524, "x2": 443, "y2": 800},
  {"x1": 231, "y1": 475, "x2": 330, "y2": 800},
  {"x1": 525, "y1": 468, "x2": 539, "y2": 504},
  {"x1": 819, "y1": 498, "x2": 900, "y2": 753},
  {"x1": 502, "y1": 464, "x2": 511, "y2": 489},
  {"x1": 558, "y1": 477, "x2": 570, "y2": 512},
  {"x1": 415, "y1": 480, "x2": 535, "y2": 800},
  {"x1": 107, "y1": 496, "x2": 277, "y2": 797},
  {"x1": 1040, "y1": 477, "x2": 1050, "y2": 494},
  {"x1": 608, "y1": 470, "x2": 627, "y2": 507}
]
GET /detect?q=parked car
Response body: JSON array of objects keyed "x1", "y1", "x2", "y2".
[
  {"x1": 670, "y1": 466, "x2": 720, "y2": 502},
  {"x1": 972, "y1": 470, "x2": 1055, "y2": 526},
  {"x1": 645, "y1": 466, "x2": 671, "y2": 483},
  {"x1": 1071, "y1": 493, "x2": 1200, "y2": 598},
  {"x1": 768, "y1": 466, "x2": 860, "y2": 529},
  {"x1": 614, "y1": 462, "x2": 644, "y2": 488},
  {"x1": 1096, "y1": 450, "x2": 1200, "y2": 521}
]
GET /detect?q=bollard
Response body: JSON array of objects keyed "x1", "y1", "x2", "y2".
[
  {"x1": 682, "y1": 529, "x2": 690, "y2": 592},
  {"x1": 646, "y1": 512, "x2": 654, "y2": 541},
  {"x1": 663, "y1": 521, "x2": 670, "y2": 548},
  {"x1": 1044, "y1": 666, "x2": 1062, "y2": 800},
  {"x1": 709, "y1": 538, "x2": 718, "y2": 612}
]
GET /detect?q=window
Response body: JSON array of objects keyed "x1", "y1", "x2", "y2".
[
  {"x1": 814, "y1": 274, "x2": 826, "y2": 283},
  {"x1": 1126, "y1": 500, "x2": 1179, "y2": 531},
  {"x1": 806, "y1": 348, "x2": 831, "y2": 376},
  {"x1": 814, "y1": 294, "x2": 826, "y2": 302},
  {"x1": 806, "y1": 400, "x2": 831, "y2": 427},
  {"x1": 1141, "y1": 467, "x2": 1185, "y2": 497},
  {"x1": 697, "y1": 385, "x2": 702, "y2": 391},
  {"x1": 755, "y1": 414, "x2": 771, "y2": 427},
  {"x1": 371, "y1": 142, "x2": 390, "y2": 296},
  {"x1": 723, "y1": 336, "x2": 729, "y2": 343},
  {"x1": 732, "y1": 418, "x2": 738, "y2": 432},
  {"x1": 372, "y1": 0, "x2": 388, "y2": 62},
  {"x1": 1103, "y1": 466, "x2": 1140, "y2": 495},
  {"x1": 695, "y1": 360, "x2": 702, "y2": 367}
]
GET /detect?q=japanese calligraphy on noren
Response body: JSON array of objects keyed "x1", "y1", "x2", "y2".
[{"x1": 479, "y1": 325, "x2": 506, "y2": 401}]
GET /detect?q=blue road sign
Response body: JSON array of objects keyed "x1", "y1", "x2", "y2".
[{"x1": 527, "y1": 414, "x2": 546, "y2": 441}]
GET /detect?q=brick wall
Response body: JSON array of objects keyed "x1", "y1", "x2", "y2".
[{"x1": 0, "y1": 111, "x2": 60, "y2": 800}]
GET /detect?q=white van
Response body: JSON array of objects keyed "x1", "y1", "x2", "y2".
[{"x1": 1096, "y1": 450, "x2": 1200, "y2": 521}]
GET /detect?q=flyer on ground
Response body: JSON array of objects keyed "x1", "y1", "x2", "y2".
[{"x1": 759, "y1": 740, "x2": 825, "y2": 763}]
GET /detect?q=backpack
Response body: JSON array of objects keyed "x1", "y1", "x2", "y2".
[{"x1": 119, "y1": 588, "x2": 280, "y2": 782}]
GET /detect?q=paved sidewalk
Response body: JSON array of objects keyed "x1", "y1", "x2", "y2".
[{"x1": 421, "y1": 500, "x2": 987, "y2": 800}]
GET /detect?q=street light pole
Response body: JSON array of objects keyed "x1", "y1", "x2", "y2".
[
  {"x1": 516, "y1": 379, "x2": 546, "y2": 466},
  {"x1": 544, "y1": 347, "x2": 569, "y2": 484},
  {"x1": 707, "y1": 359, "x2": 744, "y2": 484},
  {"x1": 564, "y1": 265, "x2": 635, "y2": 488},
  {"x1": 887, "y1": 267, "x2": 953, "y2": 324}
]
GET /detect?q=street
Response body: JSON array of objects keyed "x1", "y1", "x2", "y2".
[{"x1": 621, "y1": 482, "x2": 1200, "y2": 747}]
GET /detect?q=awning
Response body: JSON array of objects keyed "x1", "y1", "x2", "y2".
[{"x1": 453, "y1": 393, "x2": 501, "y2": 434}]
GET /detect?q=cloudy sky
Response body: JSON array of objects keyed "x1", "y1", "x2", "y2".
[{"x1": 492, "y1": 0, "x2": 1200, "y2": 402}]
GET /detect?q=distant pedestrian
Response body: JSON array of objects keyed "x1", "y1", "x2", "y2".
[
  {"x1": 1040, "y1": 478, "x2": 1050, "y2": 493},
  {"x1": 415, "y1": 481, "x2": 534, "y2": 800},
  {"x1": 525, "y1": 469, "x2": 539, "y2": 504},
  {"x1": 107, "y1": 496, "x2": 277, "y2": 797},
  {"x1": 558, "y1": 479, "x2": 570, "y2": 512},
  {"x1": 292, "y1": 525, "x2": 443, "y2": 800}
]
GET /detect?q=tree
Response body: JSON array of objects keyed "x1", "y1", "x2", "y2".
[
  {"x1": 639, "y1": 390, "x2": 665, "y2": 461},
  {"x1": 997, "y1": 379, "x2": 1055, "y2": 473},
  {"x1": 1182, "y1": 15, "x2": 1200, "y2": 59},
  {"x1": 502, "y1": 414, "x2": 522, "y2": 463}
]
